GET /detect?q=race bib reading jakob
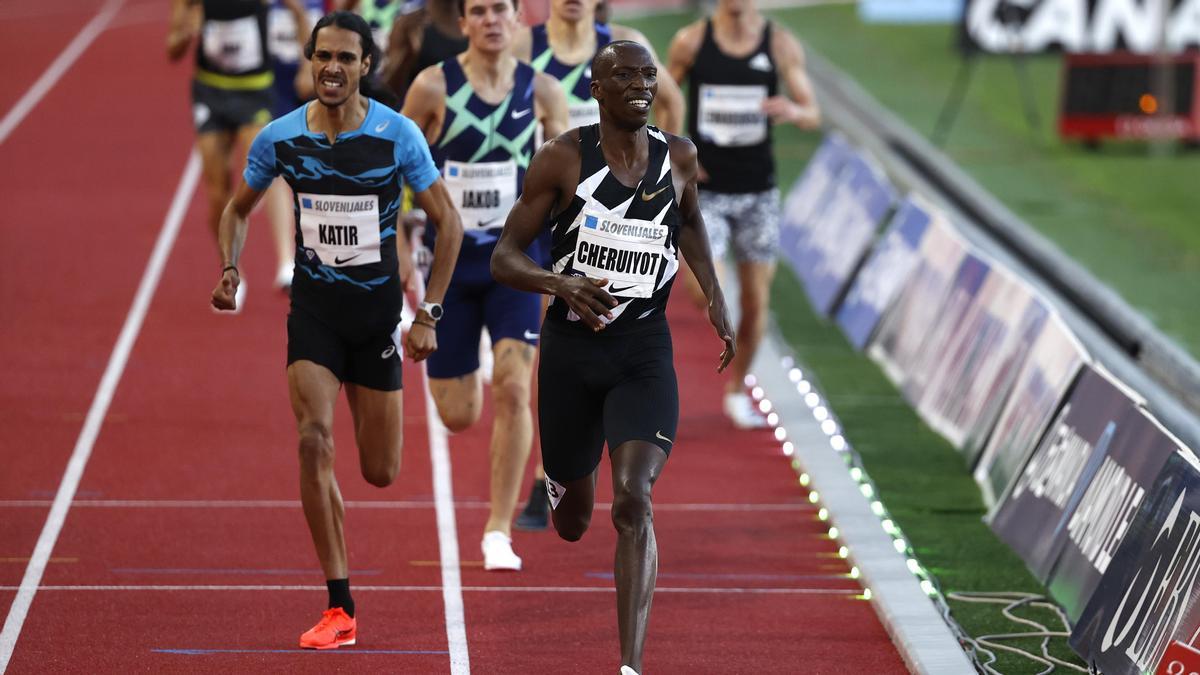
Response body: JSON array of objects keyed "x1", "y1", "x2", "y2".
[
  {"x1": 697, "y1": 84, "x2": 768, "y2": 147},
  {"x1": 572, "y1": 210, "x2": 667, "y2": 299},
  {"x1": 298, "y1": 193, "x2": 381, "y2": 267},
  {"x1": 443, "y1": 160, "x2": 518, "y2": 230}
]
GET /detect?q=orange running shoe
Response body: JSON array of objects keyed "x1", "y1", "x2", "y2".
[{"x1": 299, "y1": 607, "x2": 357, "y2": 650}]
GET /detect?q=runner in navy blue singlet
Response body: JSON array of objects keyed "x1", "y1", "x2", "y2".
[{"x1": 210, "y1": 11, "x2": 463, "y2": 650}]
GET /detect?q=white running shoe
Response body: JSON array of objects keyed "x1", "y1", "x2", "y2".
[
  {"x1": 620, "y1": 667, "x2": 639, "y2": 675},
  {"x1": 481, "y1": 531, "x2": 522, "y2": 571},
  {"x1": 274, "y1": 262, "x2": 293, "y2": 291},
  {"x1": 724, "y1": 391, "x2": 769, "y2": 429}
]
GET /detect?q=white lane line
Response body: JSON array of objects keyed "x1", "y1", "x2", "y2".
[
  {"x1": 0, "y1": 499, "x2": 813, "y2": 511},
  {"x1": 3, "y1": 585, "x2": 860, "y2": 595},
  {"x1": 0, "y1": 151, "x2": 200, "y2": 673},
  {"x1": 0, "y1": 0, "x2": 125, "y2": 146}
]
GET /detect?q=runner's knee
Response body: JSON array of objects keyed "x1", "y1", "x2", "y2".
[
  {"x1": 553, "y1": 508, "x2": 591, "y2": 542},
  {"x1": 438, "y1": 400, "x2": 480, "y2": 432},
  {"x1": 611, "y1": 476, "x2": 653, "y2": 535},
  {"x1": 361, "y1": 453, "x2": 399, "y2": 488},
  {"x1": 297, "y1": 422, "x2": 334, "y2": 473},
  {"x1": 490, "y1": 373, "x2": 530, "y2": 417}
]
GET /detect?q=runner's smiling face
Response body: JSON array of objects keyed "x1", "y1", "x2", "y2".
[
  {"x1": 460, "y1": 0, "x2": 517, "y2": 54},
  {"x1": 591, "y1": 44, "x2": 656, "y2": 129},
  {"x1": 310, "y1": 26, "x2": 370, "y2": 108}
]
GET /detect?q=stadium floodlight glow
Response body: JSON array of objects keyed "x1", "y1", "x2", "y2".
[
  {"x1": 766, "y1": 412, "x2": 780, "y2": 427},
  {"x1": 774, "y1": 427, "x2": 787, "y2": 442},
  {"x1": 818, "y1": 507, "x2": 829, "y2": 521},
  {"x1": 799, "y1": 472, "x2": 810, "y2": 487},
  {"x1": 860, "y1": 483, "x2": 874, "y2": 499},
  {"x1": 781, "y1": 356, "x2": 794, "y2": 369},
  {"x1": 881, "y1": 519, "x2": 896, "y2": 534},
  {"x1": 813, "y1": 406, "x2": 829, "y2": 422},
  {"x1": 906, "y1": 558, "x2": 921, "y2": 575},
  {"x1": 782, "y1": 441, "x2": 794, "y2": 456},
  {"x1": 820, "y1": 419, "x2": 838, "y2": 436},
  {"x1": 758, "y1": 399, "x2": 773, "y2": 414},
  {"x1": 788, "y1": 367, "x2": 803, "y2": 383},
  {"x1": 871, "y1": 501, "x2": 885, "y2": 516},
  {"x1": 838, "y1": 546, "x2": 849, "y2": 559},
  {"x1": 803, "y1": 392, "x2": 820, "y2": 408},
  {"x1": 921, "y1": 580, "x2": 936, "y2": 596},
  {"x1": 828, "y1": 527, "x2": 839, "y2": 539},
  {"x1": 808, "y1": 490, "x2": 821, "y2": 504},
  {"x1": 750, "y1": 386, "x2": 764, "y2": 401},
  {"x1": 830, "y1": 435, "x2": 847, "y2": 451},
  {"x1": 893, "y1": 538, "x2": 908, "y2": 554},
  {"x1": 797, "y1": 381, "x2": 811, "y2": 395},
  {"x1": 861, "y1": 588, "x2": 873, "y2": 601},
  {"x1": 744, "y1": 374, "x2": 757, "y2": 387},
  {"x1": 849, "y1": 467, "x2": 863, "y2": 482},
  {"x1": 849, "y1": 566, "x2": 860, "y2": 579}
]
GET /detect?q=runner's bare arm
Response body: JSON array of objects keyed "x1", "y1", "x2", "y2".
[
  {"x1": 401, "y1": 66, "x2": 449, "y2": 145},
  {"x1": 665, "y1": 20, "x2": 703, "y2": 88},
  {"x1": 211, "y1": 181, "x2": 267, "y2": 310},
  {"x1": 491, "y1": 134, "x2": 617, "y2": 331},
  {"x1": 534, "y1": 71, "x2": 570, "y2": 140},
  {"x1": 764, "y1": 28, "x2": 820, "y2": 129},
  {"x1": 614, "y1": 25, "x2": 685, "y2": 135},
  {"x1": 669, "y1": 135, "x2": 735, "y2": 371},
  {"x1": 407, "y1": 179, "x2": 463, "y2": 359},
  {"x1": 382, "y1": 9, "x2": 426, "y2": 93},
  {"x1": 281, "y1": 0, "x2": 315, "y2": 99},
  {"x1": 167, "y1": 0, "x2": 201, "y2": 62}
]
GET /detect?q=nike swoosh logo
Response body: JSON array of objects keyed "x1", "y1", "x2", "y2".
[
  {"x1": 334, "y1": 254, "x2": 361, "y2": 265},
  {"x1": 609, "y1": 284, "x2": 636, "y2": 294},
  {"x1": 523, "y1": 329, "x2": 539, "y2": 341},
  {"x1": 641, "y1": 185, "x2": 668, "y2": 201},
  {"x1": 655, "y1": 430, "x2": 673, "y2": 444},
  {"x1": 510, "y1": 108, "x2": 532, "y2": 119},
  {"x1": 375, "y1": 120, "x2": 389, "y2": 133},
  {"x1": 479, "y1": 217, "x2": 503, "y2": 228}
]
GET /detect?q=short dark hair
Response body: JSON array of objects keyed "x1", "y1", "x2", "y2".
[
  {"x1": 590, "y1": 40, "x2": 650, "y2": 79},
  {"x1": 303, "y1": 11, "x2": 379, "y2": 71},
  {"x1": 457, "y1": 0, "x2": 519, "y2": 19}
]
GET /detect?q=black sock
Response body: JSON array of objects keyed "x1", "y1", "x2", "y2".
[{"x1": 327, "y1": 578, "x2": 354, "y2": 617}]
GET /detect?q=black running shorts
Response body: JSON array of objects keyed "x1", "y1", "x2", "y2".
[
  {"x1": 537, "y1": 318, "x2": 679, "y2": 484},
  {"x1": 287, "y1": 303, "x2": 404, "y2": 391},
  {"x1": 191, "y1": 80, "x2": 273, "y2": 134}
]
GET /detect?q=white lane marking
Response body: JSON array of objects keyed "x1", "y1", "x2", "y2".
[
  {"x1": 0, "y1": 151, "x2": 200, "y2": 673},
  {"x1": 0, "y1": 0, "x2": 125, "y2": 145},
  {"x1": 0, "y1": 499, "x2": 813, "y2": 511},
  {"x1": 413, "y1": 271, "x2": 470, "y2": 675},
  {"x1": 2, "y1": 585, "x2": 860, "y2": 595}
]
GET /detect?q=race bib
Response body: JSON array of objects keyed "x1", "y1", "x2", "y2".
[
  {"x1": 697, "y1": 84, "x2": 768, "y2": 147},
  {"x1": 298, "y1": 193, "x2": 382, "y2": 267},
  {"x1": 572, "y1": 210, "x2": 668, "y2": 299},
  {"x1": 268, "y1": 8, "x2": 323, "y2": 63},
  {"x1": 443, "y1": 160, "x2": 518, "y2": 230},
  {"x1": 202, "y1": 16, "x2": 264, "y2": 73},
  {"x1": 568, "y1": 101, "x2": 601, "y2": 129}
]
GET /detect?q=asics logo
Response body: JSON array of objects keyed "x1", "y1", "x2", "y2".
[
  {"x1": 375, "y1": 120, "x2": 390, "y2": 133},
  {"x1": 640, "y1": 185, "x2": 668, "y2": 201},
  {"x1": 381, "y1": 345, "x2": 396, "y2": 359},
  {"x1": 655, "y1": 430, "x2": 673, "y2": 444},
  {"x1": 510, "y1": 108, "x2": 532, "y2": 120},
  {"x1": 523, "y1": 329, "x2": 539, "y2": 341}
]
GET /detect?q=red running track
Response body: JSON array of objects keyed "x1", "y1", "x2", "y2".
[{"x1": 0, "y1": 3, "x2": 907, "y2": 673}]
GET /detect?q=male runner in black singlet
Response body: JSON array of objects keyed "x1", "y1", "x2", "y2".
[{"x1": 491, "y1": 40, "x2": 734, "y2": 675}]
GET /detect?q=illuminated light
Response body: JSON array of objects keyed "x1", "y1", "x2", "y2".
[
  {"x1": 774, "y1": 427, "x2": 787, "y2": 442},
  {"x1": 838, "y1": 546, "x2": 849, "y2": 559},
  {"x1": 881, "y1": 519, "x2": 895, "y2": 533},
  {"x1": 818, "y1": 508, "x2": 829, "y2": 521},
  {"x1": 781, "y1": 356, "x2": 794, "y2": 369},
  {"x1": 744, "y1": 374, "x2": 758, "y2": 387},
  {"x1": 1140, "y1": 93, "x2": 1158, "y2": 115},
  {"x1": 849, "y1": 566, "x2": 860, "y2": 579},
  {"x1": 907, "y1": 558, "x2": 921, "y2": 575},
  {"x1": 788, "y1": 368, "x2": 803, "y2": 383},
  {"x1": 860, "y1": 484, "x2": 874, "y2": 499},
  {"x1": 830, "y1": 435, "x2": 847, "y2": 451},
  {"x1": 782, "y1": 441, "x2": 794, "y2": 456},
  {"x1": 797, "y1": 381, "x2": 812, "y2": 395},
  {"x1": 828, "y1": 527, "x2": 840, "y2": 539},
  {"x1": 861, "y1": 588, "x2": 873, "y2": 601},
  {"x1": 750, "y1": 386, "x2": 764, "y2": 400},
  {"x1": 808, "y1": 491, "x2": 820, "y2": 504},
  {"x1": 893, "y1": 538, "x2": 907, "y2": 554},
  {"x1": 821, "y1": 419, "x2": 838, "y2": 435},
  {"x1": 799, "y1": 473, "x2": 811, "y2": 486},
  {"x1": 813, "y1": 406, "x2": 829, "y2": 421},
  {"x1": 871, "y1": 501, "x2": 885, "y2": 516},
  {"x1": 921, "y1": 580, "x2": 936, "y2": 596},
  {"x1": 759, "y1": 399, "x2": 773, "y2": 414},
  {"x1": 766, "y1": 412, "x2": 780, "y2": 427},
  {"x1": 849, "y1": 468, "x2": 863, "y2": 482},
  {"x1": 803, "y1": 392, "x2": 820, "y2": 408}
]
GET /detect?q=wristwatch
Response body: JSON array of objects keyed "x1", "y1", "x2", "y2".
[{"x1": 418, "y1": 301, "x2": 444, "y2": 322}]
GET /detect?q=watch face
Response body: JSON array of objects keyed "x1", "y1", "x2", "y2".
[{"x1": 427, "y1": 304, "x2": 443, "y2": 320}]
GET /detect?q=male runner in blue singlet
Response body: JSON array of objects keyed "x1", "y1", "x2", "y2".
[
  {"x1": 402, "y1": 0, "x2": 568, "y2": 570},
  {"x1": 491, "y1": 41, "x2": 734, "y2": 675},
  {"x1": 211, "y1": 11, "x2": 463, "y2": 649}
]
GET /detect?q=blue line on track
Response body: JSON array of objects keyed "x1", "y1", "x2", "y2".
[
  {"x1": 153, "y1": 649, "x2": 449, "y2": 655},
  {"x1": 112, "y1": 568, "x2": 383, "y2": 576}
]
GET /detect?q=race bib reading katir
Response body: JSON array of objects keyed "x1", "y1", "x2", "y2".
[
  {"x1": 697, "y1": 84, "x2": 768, "y2": 147},
  {"x1": 203, "y1": 16, "x2": 263, "y2": 73},
  {"x1": 443, "y1": 160, "x2": 518, "y2": 230},
  {"x1": 298, "y1": 193, "x2": 381, "y2": 267},
  {"x1": 572, "y1": 210, "x2": 667, "y2": 299}
]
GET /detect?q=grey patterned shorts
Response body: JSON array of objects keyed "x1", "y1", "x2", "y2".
[{"x1": 698, "y1": 188, "x2": 781, "y2": 263}]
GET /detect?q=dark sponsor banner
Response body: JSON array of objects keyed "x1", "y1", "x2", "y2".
[
  {"x1": 974, "y1": 313, "x2": 1088, "y2": 508},
  {"x1": 868, "y1": 217, "x2": 969, "y2": 387},
  {"x1": 836, "y1": 195, "x2": 933, "y2": 351},
  {"x1": 1070, "y1": 449, "x2": 1200, "y2": 673},
  {"x1": 917, "y1": 269, "x2": 1050, "y2": 459},
  {"x1": 787, "y1": 150, "x2": 895, "y2": 316},
  {"x1": 963, "y1": 0, "x2": 1200, "y2": 54},
  {"x1": 1049, "y1": 409, "x2": 1184, "y2": 622},
  {"x1": 989, "y1": 366, "x2": 1142, "y2": 582}
]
